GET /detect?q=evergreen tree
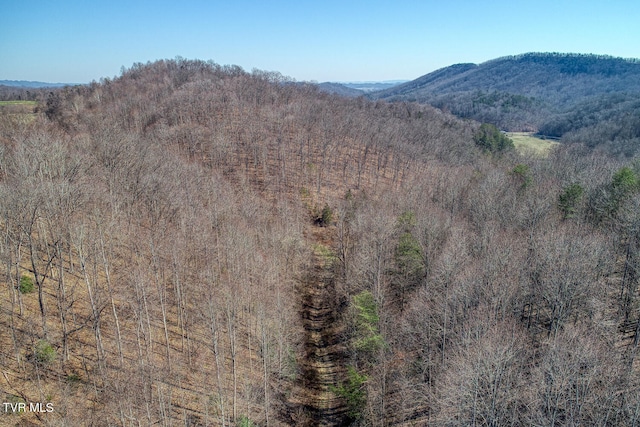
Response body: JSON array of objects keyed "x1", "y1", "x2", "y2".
[
  {"x1": 558, "y1": 183, "x2": 584, "y2": 219},
  {"x1": 473, "y1": 123, "x2": 514, "y2": 153}
]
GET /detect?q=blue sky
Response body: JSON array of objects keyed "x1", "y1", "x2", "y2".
[{"x1": 1, "y1": 0, "x2": 638, "y2": 83}]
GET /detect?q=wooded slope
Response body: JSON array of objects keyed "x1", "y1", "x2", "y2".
[
  {"x1": 1, "y1": 58, "x2": 640, "y2": 426},
  {"x1": 371, "y1": 53, "x2": 640, "y2": 155}
]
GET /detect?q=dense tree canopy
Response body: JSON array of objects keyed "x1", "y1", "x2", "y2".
[{"x1": 1, "y1": 58, "x2": 640, "y2": 426}]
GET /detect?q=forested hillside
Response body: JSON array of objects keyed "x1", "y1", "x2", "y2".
[
  {"x1": 2, "y1": 58, "x2": 640, "y2": 426},
  {"x1": 371, "y1": 53, "x2": 640, "y2": 155}
]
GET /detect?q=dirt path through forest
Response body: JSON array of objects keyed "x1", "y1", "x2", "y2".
[{"x1": 288, "y1": 227, "x2": 350, "y2": 426}]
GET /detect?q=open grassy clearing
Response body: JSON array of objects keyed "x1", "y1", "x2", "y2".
[
  {"x1": 0, "y1": 100, "x2": 38, "y2": 124},
  {"x1": 508, "y1": 132, "x2": 558, "y2": 156},
  {"x1": 0, "y1": 100, "x2": 37, "y2": 106}
]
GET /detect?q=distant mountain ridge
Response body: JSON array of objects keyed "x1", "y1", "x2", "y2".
[
  {"x1": 369, "y1": 53, "x2": 640, "y2": 155},
  {"x1": 0, "y1": 80, "x2": 73, "y2": 88},
  {"x1": 371, "y1": 53, "x2": 640, "y2": 105}
]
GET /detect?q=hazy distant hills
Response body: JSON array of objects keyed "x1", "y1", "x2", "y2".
[
  {"x1": 342, "y1": 81, "x2": 408, "y2": 92},
  {"x1": 0, "y1": 80, "x2": 77, "y2": 103},
  {"x1": 317, "y1": 80, "x2": 408, "y2": 97},
  {"x1": 0, "y1": 80, "x2": 72, "y2": 88},
  {"x1": 370, "y1": 53, "x2": 640, "y2": 156},
  {"x1": 317, "y1": 82, "x2": 366, "y2": 97}
]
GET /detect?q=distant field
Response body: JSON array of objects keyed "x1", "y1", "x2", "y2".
[
  {"x1": 507, "y1": 132, "x2": 558, "y2": 156},
  {"x1": 0, "y1": 100, "x2": 37, "y2": 106},
  {"x1": 0, "y1": 100, "x2": 38, "y2": 123}
]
